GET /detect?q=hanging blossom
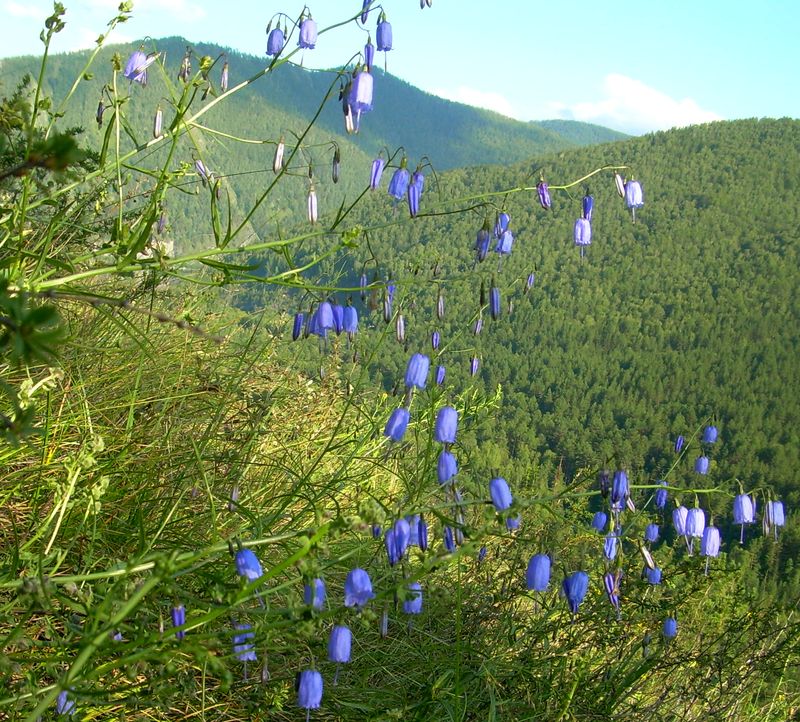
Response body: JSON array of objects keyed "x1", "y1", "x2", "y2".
[
  {"x1": 123, "y1": 49, "x2": 160, "y2": 85},
  {"x1": 298, "y1": 13, "x2": 318, "y2": 49}
]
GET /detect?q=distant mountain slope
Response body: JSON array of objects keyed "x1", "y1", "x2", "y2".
[{"x1": 0, "y1": 36, "x2": 626, "y2": 172}]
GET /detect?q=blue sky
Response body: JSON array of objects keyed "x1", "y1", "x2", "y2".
[{"x1": 1, "y1": 0, "x2": 798, "y2": 134}]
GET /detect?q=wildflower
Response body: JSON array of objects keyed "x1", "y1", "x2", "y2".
[
  {"x1": 233, "y1": 623, "x2": 257, "y2": 661},
  {"x1": 405, "y1": 353, "x2": 430, "y2": 390},
  {"x1": 604, "y1": 532, "x2": 618, "y2": 561},
  {"x1": 702, "y1": 425, "x2": 718, "y2": 443},
  {"x1": 418, "y1": 516, "x2": 428, "y2": 550},
  {"x1": 403, "y1": 582, "x2": 423, "y2": 614},
  {"x1": 655, "y1": 481, "x2": 668, "y2": 510},
  {"x1": 526, "y1": 553, "x2": 551, "y2": 592},
  {"x1": 582, "y1": 193, "x2": 594, "y2": 220},
  {"x1": 573, "y1": 217, "x2": 592, "y2": 246},
  {"x1": 364, "y1": 39, "x2": 375, "y2": 70},
  {"x1": 506, "y1": 515, "x2": 521, "y2": 531},
  {"x1": 328, "y1": 625, "x2": 352, "y2": 663},
  {"x1": 478, "y1": 546, "x2": 488, "y2": 562},
  {"x1": 434, "y1": 406, "x2": 458, "y2": 444},
  {"x1": 474, "y1": 315, "x2": 484, "y2": 335},
  {"x1": 376, "y1": 13, "x2": 392, "y2": 51},
  {"x1": 348, "y1": 68, "x2": 373, "y2": 129},
  {"x1": 663, "y1": 617, "x2": 678, "y2": 639},
  {"x1": 57, "y1": 690, "x2": 76, "y2": 717},
  {"x1": 307, "y1": 187, "x2": 318, "y2": 224},
  {"x1": 685, "y1": 508, "x2": 706, "y2": 540},
  {"x1": 343, "y1": 306, "x2": 358, "y2": 338},
  {"x1": 153, "y1": 105, "x2": 163, "y2": 138},
  {"x1": 171, "y1": 605, "x2": 186, "y2": 640},
  {"x1": 408, "y1": 171, "x2": 424, "y2": 217},
  {"x1": 344, "y1": 568, "x2": 375, "y2": 608},
  {"x1": 443, "y1": 525, "x2": 456, "y2": 552},
  {"x1": 700, "y1": 525, "x2": 721, "y2": 574},
  {"x1": 646, "y1": 567, "x2": 662, "y2": 585},
  {"x1": 767, "y1": 501, "x2": 786, "y2": 538},
  {"x1": 388, "y1": 166, "x2": 411, "y2": 199},
  {"x1": 613, "y1": 172, "x2": 626, "y2": 198},
  {"x1": 195, "y1": 159, "x2": 211, "y2": 185},
  {"x1": 359, "y1": 273, "x2": 368, "y2": 300},
  {"x1": 674, "y1": 435, "x2": 685, "y2": 453},
  {"x1": 317, "y1": 302, "x2": 335, "y2": 333},
  {"x1": 611, "y1": 470, "x2": 629, "y2": 511},
  {"x1": 598, "y1": 469, "x2": 611, "y2": 498},
  {"x1": 266, "y1": 27, "x2": 285, "y2": 56},
  {"x1": 562, "y1": 571, "x2": 589, "y2": 615},
  {"x1": 292, "y1": 313, "x2": 304, "y2": 341},
  {"x1": 490, "y1": 283, "x2": 501, "y2": 320},
  {"x1": 734, "y1": 493, "x2": 755, "y2": 543},
  {"x1": 604, "y1": 570, "x2": 622, "y2": 612},
  {"x1": 393, "y1": 518, "x2": 411, "y2": 556},
  {"x1": 370, "y1": 157, "x2": 385, "y2": 189},
  {"x1": 384, "y1": 407, "x2": 410, "y2": 442},
  {"x1": 360, "y1": 0, "x2": 372, "y2": 23},
  {"x1": 672, "y1": 506, "x2": 688, "y2": 536},
  {"x1": 489, "y1": 477, "x2": 512, "y2": 512},
  {"x1": 495, "y1": 229, "x2": 514, "y2": 255},
  {"x1": 383, "y1": 293, "x2": 392, "y2": 323},
  {"x1": 297, "y1": 669, "x2": 323, "y2": 715},
  {"x1": 470, "y1": 356, "x2": 479, "y2": 376},
  {"x1": 235, "y1": 548, "x2": 263, "y2": 581},
  {"x1": 395, "y1": 314, "x2": 406, "y2": 343},
  {"x1": 371, "y1": 524, "x2": 382, "y2": 538},
  {"x1": 123, "y1": 50, "x2": 159, "y2": 85},
  {"x1": 591, "y1": 511, "x2": 608, "y2": 532},
  {"x1": 431, "y1": 331, "x2": 440, "y2": 350},
  {"x1": 694, "y1": 455, "x2": 709, "y2": 474},
  {"x1": 625, "y1": 179, "x2": 644, "y2": 212},
  {"x1": 525, "y1": 272, "x2": 536, "y2": 293},
  {"x1": 645, "y1": 523, "x2": 659, "y2": 543},
  {"x1": 537, "y1": 181, "x2": 551, "y2": 209},
  {"x1": 273, "y1": 138, "x2": 285, "y2": 174},
  {"x1": 298, "y1": 15, "x2": 317, "y2": 49},
  {"x1": 304, "y1": 578, "x2": 327, "y2": 610},
  {"x1": 437, "y1": 450, "x2": 458, "y2": 484},
  {"x1": 220, "y1": 61, "x2": 229, "y2": 92},
  {"x1": 495, "y1": 212, "x2": 510, "y2": 236},
  {"x1": 435, "y1": 365, "x2": 446, "y2": 385}
]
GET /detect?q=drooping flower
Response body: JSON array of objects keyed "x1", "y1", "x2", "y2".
[
  {"x1": 328, "y1": 625, "x2": 352, "y2": 663},
  {"x1": 603, "y1": 532, "x2": 618, "y2": 561},
  {"x1": 344, "y1": 568, "x2": 375, "y2": 608},
  {"x1": 343, "y1": 306, "x2": 358, "y2": 338},
  {"x1": 298, "y1": 15, "x2": 318, "y2": 49},
  {"x1": 233, "y1": 623, "x2": 257, "y2": 662},
  {"x1": 304, "y1": 578, "x2": 327, "y2": 610},
  {"x1": 178, "y1": 50, "x2": 191, "y2": 82},
  {"x1": 700, "y1": 525, "x2": 721, "y2": 574},
  {"x1": 685, "y1": 508, "x2": 706, "y2": 539},
  {"x1": 489, "y1": 477, "x2": 513, "y2": 512},
  {"x1": 418, "y1": 516, "x2": 428, "y2": 550},
  {"x1": 435, "y1": 365, "x2": 446, "y2": 385},
  {"x1": 56, "y1": 690, "x2": 76, "y2": 717},
  {"x1": 694, "y1": 455, "x2": 709, "y2": 474},
  {"x1": 393, "y1": 518, "x2": 411, "y2": 556},
  {"x1": 562, "y1": 571, "x2": 589, "y2": 615},
  {"x1": 431, "y1": 331, "x2": 440, "y2": 350},
  {"x1": 495, "y1": 229, "x2": 514, "y2": 256},
  {"x1": 655, "y1": 481, "x2": 668, "y2": 510},
  {"x1": 473, "y1": 315, "x2": 483, "y2": 335},
  {"x1": 702, "y1": 425, "x2": 718, "y2": 443},
  {"x1": 495, "y1": 212, "x2": 510, "y2": 237},
  {"x1": 591, "y1": 511, "x2": 608, "y2": 532},
  {"x1": 645, "y1": 567, "x2": 662, "y2": 585},
  {"x1": 292, "y1": 312, "x2": 304, "y2": 341},
  {"x1": 403, "y1": 582, "x2": 423, "y2": 614},
  {"x1": 767, "y1": 501, "x2": 786, "y2": 538},
  {"x1": 526, "y1": 553, "x2": 551, "y2": 592},
  {"x1": 645, "y1": 523, "x2": 660, "y2": 543},
  {"x1": 195, "y1": 159, "x2": 211, "y2": 185},
  {"x1": 364, "y1": 39, "x2": 375, "y2": 70},
  {"x1": 171, "y1": 604, "x2": 186, "y2": 640},
  {"x1": 663, "y1": 617, "x2": 678, "y2": 639},
  {"x1": 436, "y1": 290, "x2": 445, "y2": 319},
  {"x1": 734, "y1": 493, "x2": 756, "y2": 543},
  {"x1": 525, "y1": 272, "x2": 536, "y2": 293},
  {"x1": 434, "y1": 406, "x2": 458, "y2": 444},
  {"x1": 348, "y1": 68, "x2": 373, "y2": 129},
  {"x1": 582, "y1": 194, "x2": 594, "y2": 220},
  {"x1": 123, "y1": 50, "x2": 159, "y2": 85},
  {"x1": 443, "y1": 525, "x2": 456, "y2": 552},
  {"x1": 625, "y1": 179, "x2": 644, "y2": 209},
  {"x1": 384, "y1": 407, "x2": 410, "y2": 442},
  {"x1": 331, "y1": 147, "x2": 341, "y2": 184},
  {"x1": 297, "y1": 670, "x2": 323, "y2": 712},
  {"x1": 408, "y1": 171, "x2": 424, "y2": 217},
  {"x1": 370, "y1": 157, "x2": 385, "y2": 189},
  {"x1": 573, "y1": 217, "x2": 592, "y2": 247},
  {"x1": 672, "y1": 506, "x2": 688, "y2": 536},
  {"x1": 405, "y1": 353, "x2": 430, "y2": 390},
  {"x1": 235, "y1": 548, "x2": 263, "y2": 581},
  {"x1": 388, "y1": 165, "x2": 411, "y2": 199},
  {"x1": 437, "y1": 450, "x2": 458, "y2": 484},
  {"x1": 506, "y1": 514, "x2": 521, "y2": 531},
  {"x1": 604, "y1": 570, "x2": 622, "y2": 613},
  {"x1": 537, "y1": 181, "x2": 551, "y2": 209},
  {"x1": 476, "y1": 224, "x2": 491, "y2": 263},
  {"x1": 611, "y1": 470, "x2": 629, "y2": 511},
  {"x1": 470, "y1": 356, "x2": 479, "y2": 376},
  {"x1": 360, "y1": 0, "x2": 372, "y2": 23},
  {"x1": 674, "y1": 435, "x2": 685, "y2": 453},
  {"x1": 266, "y1": 27, "x2": 285, "y2": 56},
  {"x1": 376, "y1": 13, "x2": 392, "y2": 51},
  {"x1": 490, "y1": 283, "x2": 501, "y2": 320}
]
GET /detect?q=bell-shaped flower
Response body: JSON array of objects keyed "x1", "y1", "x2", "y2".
[
  {"x1": 56, "y1": 690, "x2": 76, "y2": 717},
  {"x1": 700, "y1": 525, "x2": 721, "y2": 573},
  {"x1": 525, "y1": 272, "x2": 536, "y2": 293},
  {"x1": 694, "y1": 455, "x2": 709, "y2": 474},
  {"x1": 443, "y1": 525, "x2": 456, "y2": 552},
  {"x1": 405, "y1": 353, "x2": 430, "y2": 390},
  {"x1": 298, "y1": 16, "x2": 318, "y2": 49},
  {"x1": 686, "y1": 508, "x2": 706, "y2": 538},
  {"x1": 537, "y1": 181, "x2": 551, "y2": 209},
  {"x1": 434, "y1": 406, "x2": 458, "y2": 444},
  {"x1": 702, "y1": 425, "x2": 718, "y2": 443},
  {"x1": 233, "y1": 623, "x2": 257, "y2": 661},
  {"x1": 395, "y1": 314, "x2": 406, "y2": 344},
  {"x1": 266, "y1": 27, "x2": 285, "y2": 57},
  {"x1": 376, "y1": 14, "x2": 392, "y2": 50},
  {"x1": 655, "y1": 481, "x2": 668, "y2": 510},
  {"x1": 437, "y1": 450, "x2": 458, "y2": 484},
  {"x1": 364, "y1": 39, "x2": 375, "y2": 70},
  {"x1": 591, "y1": 511, "x2": 607, "y2": 533},
  {"x1": 582, "y1": 194, "x2": 594, "y2": 220},
  {"x1": 343, "y1": 306, "x2": 358, "y2": 337},
  {"x1": 384, "y1": 407, "x2": 410, "y2": 442},
  {"x1": 297, "y1": 670, "x2": 323, "y2": 711},
  {"x1": 734, "y1": 494, "x2": 755, "y2": 524},
  {"x1": 328, "y1": 625, "x2": 352, "y2": 663},
  {"x1": 490, "y1": 283, "x2": 501, "y2": 320},
  {"x1": 562, "y1": 571, "x2": 589, "y2": 615},
  {"x1": 418, "y1": 516, "x2": 428, "y2": 550},
  {"x1": 331, "y1": 305, "x2": 344, "y2": 335},
  {"x1": 360, "y1": 0, "x2": 372, "y2": 23},
  {"x1": 348, "y1": 68, "x2": 373, "y2": 129},
  {"x1": 388, "y1": 165, "x2": 410, "y2": 199},
  {"x1": 674, "y1": 435, "x2": 685, "y2": 453},
  {"x1": 384, "y1": 529, "x2": 400, "y2": 565},
  {"x1": 370, "y1": 157, "x2": 385, "y2": 189},
  {"x1": 611, "y1": 470, "x2": 629, "y2": 511},
  {"x1": 403, "y1": 582, "x2": 423, "y2": 614},
  {"x1": 235, "y1": 548, "x2": 263, "y2": 581},
  {"x1": 495, "y1": 212, "x2": 510, "y2": 237},
  {"x1": 474, "y1": 315, "x2": 484, "y2": 335},
  {"x1": 645, "y1": 523, "x2": 659, "y2": 543},
  {"x1": 489, "y1": 477, "x2": 512, "y2": 512},
  {"x1": 645, "y1": 567, "x2": 662, "y2": 585},
  {"x1": 304, "y1": 578, "x2": 327, "y2": 610},
  {"x1": 573, "y1": 218, "x2": 592, "y2": 246},
  {"x1": 672, "y1": 506, "x2": 688, "y2": 536},
  {"x1": 470, "y1": 356, "x2": 480, "y2": 376},
  {"x1": 662, "y1": 617, "x2": 678, "y2": 639},
  {"x1": 604, "y1": 570, "x2": 622, "y2": 612},
  {"x1": 344, "y1": 568, "x2": 375, "y2": 608},
  {"x1": 435, "y1": 365, "x2": 446, "y2": 385},
  {"x1": 495, "y1": 230, "x2": 514, "y2": 256},
  {"x1": 393, "y1": 519, "x2": 411, "y2": 556},
  {"x1": 767, "y1": 500, "x2": 785, "y2": 529},
  {"x1": 604, "y1": 531, "x2": 618, "y2": 561},
  {"x1": 123, "y1": 50, "x2": 159, "y2": 85},
  {"x1": 625, "y1": 179, "x2": 644, "y2": 209},
  {"x1": 475, "y1": 227, "x2": 491, "y2": 263},
  {"x1": 431, "y1": 331, "x2": 440, "y2": 350},
  {"x1": 171, "y1": 605, "x2": 186, "y2": 640},
  {"x1": 292, "y1": 312, "x2": 304, "y2": 341},
  {"x1": 526, "y1": 553, "x2": 551, "y2": 592},
  {"x1": 408, "y1": 171, "x2": 424, "y2": 217},
  {"x1": 506, "y1": 514, "x2": 521, "y2": 531}
]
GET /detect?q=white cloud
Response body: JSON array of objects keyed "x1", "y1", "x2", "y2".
[
  {"x1": 551, "y1": 74, "x2": 722, "y2": 134},
  {"x1": 433, "y1": 85, "x2": 517, "y2": 119},
  {"x1": 4, "y1": 1, "x2": 47, "y2": 19}
]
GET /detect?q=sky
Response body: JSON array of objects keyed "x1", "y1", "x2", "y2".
[{"x1": 0, "y1": 0, "x2": 798, "y2": 135}]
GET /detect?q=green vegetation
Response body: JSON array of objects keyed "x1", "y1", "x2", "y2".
[{"x1": 0, "y1": 4, "x2": 798, "y2": 721}]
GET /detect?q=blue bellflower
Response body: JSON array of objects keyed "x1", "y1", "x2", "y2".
[
  {"x1": 526, "y1": 553, "x2": 551, "y2": 592},
  {"x1": 489, "y1": 477, "x2": 513, "y2": 512},
  {"x1": 655, "y1": 481, "x2": 668, "y2": 510},
  {"x1": 646, "y1": 567, "x2": 662, "y2": 585},
  {"x1": 233, "y1": 624, "x2": 257, "y2": 661},
  {"x1": 437, "y1": 450, "x2": 458, "y2": 484},
  {"x1": 537, "y1": 181, "x2": 551, "y2": 209},
  {"x1": 405, "y1": 353, "x2": 430, "y2": 390},
  {"x1": 591, "y1": 511, "x2": 607, "y2": 532},
  {"x1": 672, "y1": 506, "x2": 688, "y2": 535},
  {"x1": 123, "y1": 50, "x2": 159, "y2": 85},
  {"x1": 582, "y1": 194, "x2": 594, "y2": 220},
  {"x1": 298, "y1": 16, "x2": 317, "y2": 49},
  {"x1": 385, "y1": 407, "x2": 411, "y2": 442},
  {"x1": 171, "y1": 605, "x2": 186, "y2": 640},
  {"x1": 694, "y1": 455, "x2": 709, "y2": 474},
  {"x1": 370, "y1": 157, "x2": 385, "y2": 189},
  {"x1": 328, "y1": 625, "x2": 352, "y2": 663},
  {"x1": 436, "y1": 365, "x2": 446, "y2": 385},
  {"x1": 235, "y1": 548, "x2": 263, "y2": 581},
  {"x1": 702, "y1": 425, "x2": 718, "y2": 443},
  {"x1": 645, "y1": 523, "x2": 660, "y2": 543},
  {"x1": 344, "y1": 568, "x2": 375, "y2": 608},
  {"x1": 388, "y1": 166, "x2": 411, "y2": 199},
  {"x1": 266, "y1": 27, "x2": 285, "y2": 56},
  {"x1": 674, "y1": 435, "x2": 685, "y2": 453},
  {"x1": 573, "y1": 218, "x2": 592, "y2": 247},
  {"x1": 663, "y1": 617, "x2": 678, "y2": 639},
  {"x1": 403, "y1": 582, "x2": 423, "y2": 614},
  {"x1": 292, "y1": 312, "x2": 304, "y2": 341},
  {"x1": 434, "y1": 406, "x2": 458, "y2": 444},
  {"x1": 297, "y1": 670, "x2": 323, "y2": 713},
  {"x1": 376, "y1": 14, "x2": 392, "y2": 50},
  {"x1": 562, "y1": 571, "x2": 589, "y2": 615},
  {"x1": 304, "y1": 578, "x2": 327, "y2": 610}
]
